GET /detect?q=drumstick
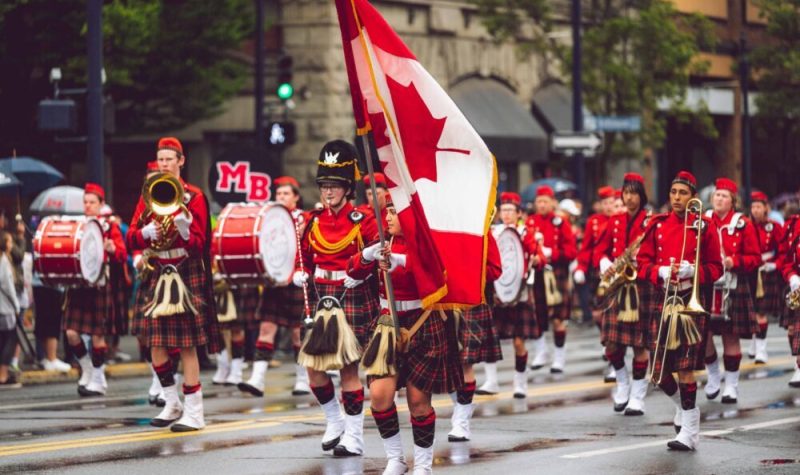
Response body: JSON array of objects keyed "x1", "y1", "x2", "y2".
[{"x1": 294, "y1": 213, "x2": 313, "y2": 328}]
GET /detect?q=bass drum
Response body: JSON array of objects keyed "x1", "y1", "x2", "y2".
[
  {"x1": 213, "y1": 202, "x2": 298, "y2": 285},
  {"x1": 33, "y1": 216, "x2": 105, "y2": 287},
  {"x1": 493, "y1": 227, "x2": 526, "y2": 306}
]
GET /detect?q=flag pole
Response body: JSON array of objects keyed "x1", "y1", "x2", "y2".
[{"x1": 358, "y1": 133, "x2": 400, "y2": 335}]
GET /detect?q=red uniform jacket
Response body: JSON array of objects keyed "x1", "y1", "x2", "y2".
[
  {"x1": 780, "y1": 217, "x2": 800, "y2": 281},
  {"x1": 636, "y1": 212, "x2": 724, "y2": 286},
  {"x1": 753, "y1": 218, "x2": 784, "y2": 264},
  {"x1": 708, "y1": 210, "x2": 762, "y2": 274},
  {"x1": 349, "y1": 234, "x2": 418, "y2": 303},
  {"x1": 486, "y1": 231, "x2": 502, "y2": 283},
  {"x1": 526, "y1": 212, "x2": 577, "y2": 266},
  {"x1": 595, "y1": 209, "x2": 649, "y2": 265},
  {"x1": 127, "y1": 180, "x2": 209, "y2": 257},
  {"x1": 100, "y1": 218, "x2": 128, "y2": 264},
  {"x1": 298, "y1": 202, "x2": 378, "y2": 284},
  {"x1": 575, "y1": 213, "x2": 608, "y2": 273}
]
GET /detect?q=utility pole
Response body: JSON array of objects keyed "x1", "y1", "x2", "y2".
[
  {"x1": 740, "y1": 33, "x2": 752, "y2": 207},
  {"x1": 571, "y1": 0, "x2": 585, "y2": 206},
  {"x1": 255, "y1": 0, "x2": 265, "y2": 158},
  {"x1": 86, "y1": 0, "x2": 104, "y2": 185}
]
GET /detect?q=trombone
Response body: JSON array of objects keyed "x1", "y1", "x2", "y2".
[{"x1": 649, "y1": 198, "x2": 708, "y2": 385}]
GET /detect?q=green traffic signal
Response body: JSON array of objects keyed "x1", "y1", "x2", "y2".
[{"x1": 277, "y1": 82, "x2": 294, "y2": 100}]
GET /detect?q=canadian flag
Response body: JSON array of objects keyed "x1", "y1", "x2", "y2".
[{"x1": 335, "y1": 0, "x2": 498, "y2": 307}]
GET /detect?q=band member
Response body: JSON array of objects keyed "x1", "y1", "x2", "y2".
[
  {"x1": 527, "y1": 185, "x2": 577, "y2": 373},
  {"x1": 360, "y1": 172, "x2": 389, "y2": 229},
  {"x1": 212, "y1": 285, "x2": 261, "y2": 387},
  {"x1": 239, "y1": 176, "x2": 310, "y2": 397},
  {"x1": 453, "y1": 232, "x2": 503, "y2": 442},
  {"x1": 349, "y1": 195, "x2": 462, "y2": 474},
  {"x1": 780, "y1": 215, "x2": 800, "y2": 387},
  {"x1": 595, "y1": 173, "x2": 652, "y2": 415},
  {"x1": 63, "y1": 183, "x2": 127, "y2": 397},
  {"x1": 574, "y1": 185, "x2": 615, "y2": 381},
  {"x1": 703, "y1": 178, "x2": 761, "y2": 404},
  {"x1": 491, "y1": 192, "x2": 544, "y2": 397},
  {"x1": 637, "y1": 170, "x2": 723, "y2": 451},
  {"x1": 748, "y1": 191, "x2": 784, "y2": 364},
  {"x1": 127, "y1": 137, "x2": 221, "y2": 432},
  {"x1": 294, "y1": 140, "x2": 379, "y2": 456}
]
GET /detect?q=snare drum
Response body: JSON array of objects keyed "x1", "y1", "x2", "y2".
[
  {"x1": 213, "y1": 202, "x2": 298, "y2": 285},
  {"x1": 493, "y1": 227, "x2": 526, "y2": 306},
  {"x1": 33, "y1": 216, "x2": 106, "y2": 287}
]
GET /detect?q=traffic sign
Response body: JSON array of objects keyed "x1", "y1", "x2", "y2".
[
  {"x1": 584, "y1": 115, "x2": 641, "y2": 132},
  {"x1": 550, "y1": 131, "x2": 604, "y2": 154}
]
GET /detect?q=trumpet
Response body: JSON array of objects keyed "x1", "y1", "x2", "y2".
[
  {"x1": 142, "y1": 172, "x2": 190, "y2": 250},
  {"x1": 649, "y1": 198, "x2": 707, "y2": 385}
]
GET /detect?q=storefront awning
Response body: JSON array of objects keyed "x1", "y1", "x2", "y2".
[
  {"x1": 450, "y1": 78, "x2": 547, "y2": 163},
  {"x1": 531, "y1": 82, "x2": 593, "y2": 133}
]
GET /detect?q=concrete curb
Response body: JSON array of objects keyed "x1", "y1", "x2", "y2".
[{"x1": 20, "y1": 362, "x2": 151, "y2": 385}]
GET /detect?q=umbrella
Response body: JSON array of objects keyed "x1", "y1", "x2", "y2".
[
  {"x1": 521, "y1": 177, "x2": 577, "y2": 204},
  {"x1": 30, "y1": 186, "x2": 85, "y2": 215},
  {"x1": 0, "y1": 156, "x2": 64, "y2": 197},
  {"x1": 0, "y1": 162, "x2": 21, "y2": 192}
]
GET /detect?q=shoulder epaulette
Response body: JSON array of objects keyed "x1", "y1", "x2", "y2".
[{"x1": 349, "y1": 209, "x2": 365, "y2": 224}]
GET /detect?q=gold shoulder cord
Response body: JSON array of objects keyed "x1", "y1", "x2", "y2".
[{"x1": 309, "y1": 219, "x2": 363, "y2": 254}]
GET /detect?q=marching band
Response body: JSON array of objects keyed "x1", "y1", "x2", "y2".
[{"x1": 26, "y1": 134, "x2": 800, "y2": 470}]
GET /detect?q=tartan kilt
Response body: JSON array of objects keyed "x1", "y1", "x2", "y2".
[
  {"x1": 600, "y1": 281, "x2": 652, "y2": 349},
  {"x1": 394, "y1": 308, "x2": 464, "y2": 394},
  {"x1": 649, "y1": 285, "x2": 710, "y2": 375},
  {"x1": 109, "y1": 263, "x2": 130, "y2": 335},
  {"x1": 532, "y1": 263, "x2": 571, "y2": 330},
  {"x1": 63, "y1": 284, "x2": 116, "y2": 336},
  {"x1": 709, "y1": 277, "x2": 759, "y2": 338},
  {"x1": 781, "y1": 299, "x2": 796, "y2": 329},
  {"x1": 750, "y1": 271, "x2": 785, "y2": 318},
  {"x1": 227, "y1": 286, "x2": 261, "y2": 331},
  {"x1": 788, "y1": 313, "x2": 800, "y2": 356},
  {"x1": 261, "y1": 284, "x2": 306, "y2": 328},
  {"x1": 133, "y1": 257, "x2": 222, "y2": 352},
  {"x1": 493, "y1": 289, "x2": 540, "y2": 340},
  {"x1": 311, "y1": 280, "x2": 378, "y2": 348},
  {"x1": 459, "y1": 303, "x2": 503, "y2": 365}
]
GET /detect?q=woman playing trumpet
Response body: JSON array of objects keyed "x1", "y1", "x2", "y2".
[{"x1": 636, "y1": 171, "x2": 723, "y2": 452}]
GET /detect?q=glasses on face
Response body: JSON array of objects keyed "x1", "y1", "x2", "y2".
[{"x1": 320, "y1": 184, "x2": 343, "y2": 192}]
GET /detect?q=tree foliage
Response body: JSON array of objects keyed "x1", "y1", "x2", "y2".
[
  {"x1": 470, "y1": 0, "x2": 716, "y2": 168},
  {"x1": 0, "y1": 0, "x2": 253, "y2": 156}
]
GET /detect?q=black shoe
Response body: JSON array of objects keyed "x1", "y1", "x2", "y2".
[
  {"x1": 789, "y1": 380, "x2": 800, "y2": 388},
  {"x1": 721, "y1": 395, "x2": 737, "y2": 404},
  {"x1": 80, "y1": 387, "x2": 104, "y2": 397},
  {"x1": 613, "y1": 401, "x2": 628, "y2": 412},
  {"x1": 238, "y1": 382, "x2": 264, "y2": 397},
  {"x1": 624, "y1": 408, "x2": 644, "y2": 416},
  {"x1": 332, "y1": 444, "x2": 361, "y2": 457},
  {"x1": 171, "y1": 423, "x2": 201, "y2": 432},
  {"x1": 513, "y1": 392, "x2": 526, "y2": 399},
  {"x1": 705, "y1": 389, "x2": 719, "y2": 400},
  {"x1": 674, "y1": 424, "x2": 681, "y2": 434},
  {"x1": 754, "y1": 358, "x2": 767, "y2": 365},
  {"x1": 0, "y1": 375, "x2": 21, "y2": 389},
  {"x1": 321, "y1": 434, "x2": 342, "y2": 451},
  {"x1": 667, "y1": 440, "x2": 693, "y2": 451},
  {"x1": 550, "y1": 368, "x2": 563, "y2": 374},
  {"x1": 291, "y1": 388, "x2": 311, "y2": 396},
  {"x1": 604, "y1": 375, "x2": 617, "y2": 383},
  {"x1": 150, "y1": 415, "x2": 181, "y2": 428},
  {"x1": 448, "y1": 435, "x2": 469, "y2": 442},
  {"x1": 77, "y1": 385, "x2": 91, "y2": 396},
  {"x1": 148, "y1": 394, "x2": 166, "y2": 407},
  {"x1": 530, "y1": 363, "x2": 544, "y2": 370},
  {"x1": 156, "y1": 397, "x2": 166, "y2": 407}
]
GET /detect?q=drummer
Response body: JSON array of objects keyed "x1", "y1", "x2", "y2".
[
  {"x1": 239, "y1": 175, "x2": 311, "y2": 397},
  {"x1": 63, "y1": 183, "x2": 127, "y2": 397}
]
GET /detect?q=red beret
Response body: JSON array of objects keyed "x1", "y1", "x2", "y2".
[
  {"x1": 615, "y1": 189, "x2": 623, "y2": 199},
  {"x1": 623, "y1": 172, "x2": 644, "y2": 184},
  {"x1": 672, "y1": 170, "x2": 697, "y2": 191},
  {"x1": 274, "y1": 176, "x2": 300, "y2": 189},
  {"x1": 715, "y1": 177, "x2": 738, "y2": 195},
  {"x1": 500, "y1": 192, "x2": 522, "y2": 207},
  {"x1": 146, "y1": 161, "x2": 159, "y2": 172},
  {"x1": 597, "y1": 186, "x2": 615, "y2": 199},
  {"x1": 84, "y1": 182, "x2": 105, "y2": 201},
  {"x1": 751, "y1": 191, "x2": 768, "y2": 203},
  {"x1": 536, "y1": 185, "x2": 555, "y2": 198},
  {"x1": 157, "y1": 137, "x2": 184, "y2": 155},
  {"x1": 363, "y1": 172, "x2": 388, "y2": 189}
]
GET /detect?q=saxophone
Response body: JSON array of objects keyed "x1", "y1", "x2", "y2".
[{"x1": 597, "y1": 230, "x2": 647, "y2": 302}]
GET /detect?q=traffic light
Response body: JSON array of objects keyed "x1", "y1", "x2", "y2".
[{"x1": 276, "y1": 54, "x2": 293, "y2": 101}]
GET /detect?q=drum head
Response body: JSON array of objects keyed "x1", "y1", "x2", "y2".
[
  {"x1": 79, "y1": 219, "x2": 105, "y2": 284},
  {"x1": 494, "y1": 227, "x2": 525, "y2": 304},
  {"x1": 259, "y1": 204, "x2": 298, "y2": 285}
]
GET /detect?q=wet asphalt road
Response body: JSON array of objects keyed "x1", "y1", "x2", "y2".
[{"x1": 0, "y1": 324, "x2": 798, "y2": 475}]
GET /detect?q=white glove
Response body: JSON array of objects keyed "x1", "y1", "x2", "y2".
[
  {"x1": 141, "y1": 222, "x2": 159, "y2": 242},
  {"x1": 542, "y1": 246, "x2": 553, "y2": 259},
  {"x1": 174, "y1": 213, "x2": 192, "y2": 241},
  {"x1": 790, "y1": 275, "x2": 800, "y2": 292},
  {"x1": 761, "y1": 262, "x2": 777, "y2": 273},
  {"x1": 573, "y1": 269, "x2": 586, "y2": 285},
  {"x1": 343, "y1": 274, "x2": 364, "y2": 289},
  {"x1": 361, "y1": 242, "x2": 382, "y2": 262},
  {"x1": 292, "y1": 270, "x2": 308, "y2": 288},
  {"x1": 677, "y1": 261, "x2": 694, "y2": 279},
  {"x1": 658, "y1": 266, "x2": 671, "y2": 281},
  {"x1": 599, "y1": 257, "x2": 613, "y2": 275},
  {"x1": 133, "y1": 253, "x2": 144, "y2": 271},
  {"x1": 388, "y1": 253, "x2": 407, "y2": 272}
]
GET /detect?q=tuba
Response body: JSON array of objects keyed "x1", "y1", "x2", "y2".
[
  {"x1": 142, "y1": 172, "x2": 190, "y2": 250},
  {"x1": 649, "y1": 198, "x2": 707, "y2": 384}
]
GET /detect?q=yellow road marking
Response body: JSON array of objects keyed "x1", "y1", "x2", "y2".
[{"x1": 0, "y1": 356, "x2": 793, "y2": 458}]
